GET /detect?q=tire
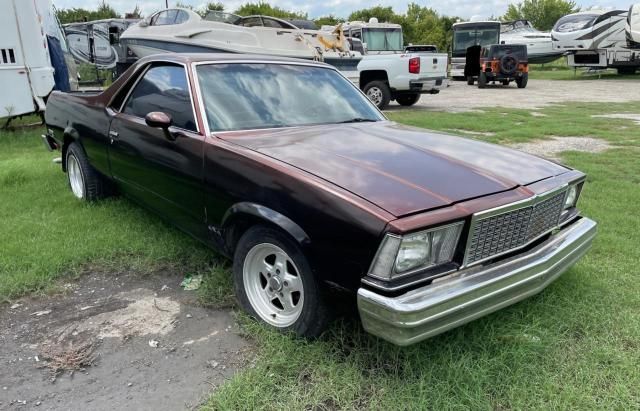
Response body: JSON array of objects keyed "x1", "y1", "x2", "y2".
[
  {"x1": 466, "y1": 76, "x2": 474, "y2": 85},
  {"x1": 363, "y1": 80, "x2": 391, "y2": 109},
  {"x1": 65, "y1": 142, "x2": 111, "y2": 201},
  {"x1": 396, "y1": 93, "x2": 421, "y2": 106},
  {"x1": 233, "y1": 225, "x2": 331, "y2": 339},
  {"x1": 501, "y1": 80, "x2": 510, "y2": 86},
  {"x1": 500, "y1": 55, "x2": 518, "y2": 75},
  {"x1": 516, "y1": 73, "x2": 528, "y2": 89},
  {"x1": 478, "y1": 72, "x2": 487, "y2": 89}
]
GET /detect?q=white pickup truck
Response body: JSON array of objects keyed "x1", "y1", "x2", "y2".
[{"x1": 356, "y1": 51, "x2": 449, "y2": 109}]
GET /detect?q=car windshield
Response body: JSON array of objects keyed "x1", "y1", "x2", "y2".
[
  {"x1": 553, "y1": 14, "x2": 599, "y2": 32},
  {"x1": 196, "y1": 63, "x2": 384, "y2": 132},
  {"x1": 362, "y1": 28, "x2": 403, "y2": 51}
]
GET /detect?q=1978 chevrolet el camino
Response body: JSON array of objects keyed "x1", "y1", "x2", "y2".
[{"x1": 42, "y1": 54, "x2": 597, "y2": 346}]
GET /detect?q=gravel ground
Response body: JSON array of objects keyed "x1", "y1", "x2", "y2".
[{"x1": 399, "y1": 78, "x2": 640, "y2": 111}]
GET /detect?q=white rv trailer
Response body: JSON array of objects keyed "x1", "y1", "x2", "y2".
[
  {"x1": 551, "y1": 9, "x2": 640, "y2": 74},
  {"x1": 627, "y1": 4, "x2": 640, "y2": 48},
  {"x1": 0, "y1": 0, "x2": 78, "y2": 121},
  {"x1": 1, "y1": 0, "x2": 55, "y2": 119}
]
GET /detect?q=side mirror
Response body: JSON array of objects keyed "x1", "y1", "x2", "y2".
[
  {"x1": 146, "y1": 112, "x2": 176, "y2": 141},
  {"x1": 145, "y1": 111, "x2": 172, "y2": 129}
]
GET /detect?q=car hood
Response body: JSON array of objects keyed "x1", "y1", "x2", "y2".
[{"x1": 217, "y1": 121, "x2": 569, "y2": 217}]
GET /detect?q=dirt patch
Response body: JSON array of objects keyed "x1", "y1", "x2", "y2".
[
  {"x1": 509, "y1": 136, "x2": 611, "y2": 161},
  {"x1": 591, "y1": 113, "x2": 640, "y2": 125},
  {"x1": 0, "y1": 269, "x2": 251, "y2": 410}
]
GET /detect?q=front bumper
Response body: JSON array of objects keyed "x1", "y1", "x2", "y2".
[{"x1": 358, "y1": 217, "x2": 597, "y2": 346}]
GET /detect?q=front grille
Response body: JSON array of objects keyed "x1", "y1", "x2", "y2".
[{"x1": 465, "y1": 191, "x2": 565, "y2": 265}]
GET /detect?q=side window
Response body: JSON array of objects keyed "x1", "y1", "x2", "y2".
[
  {"x1": 123, "y1": 65, "x2": 197, "y2": 132},
  {"x1": 240, "y1": 17, "x2": 263, "y2": 27},
  {"x1": 152, "y1": 10, "x2": 178, "y2": 26},
  {"x1": 175, "y1": 10, "x2": 189, "y2": 24},
  {"x1": 262, "y1": 18, "x2": 286, "y2": 28},
  {"x1": 352, "y1": 30, "x2": 362, "y2": 39}
]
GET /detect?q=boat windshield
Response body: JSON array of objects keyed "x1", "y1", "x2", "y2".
[
  {"x1": 501, "y1": 20, "x2": 535, "y2": 33},
  {"x1": 196, "y1": 63, "x2": 384, "y2": 132},
  {"x1": 452, "y1": 24, "x2": 500, "y2": 57},
  {"x1": 553, "y1": 14, "x2": 599, "y2": 32},
  {"x1": 362, "y1": 28, "x2": 403, "y2": 51},
  {"x1": 204, "y1": 11, "x2": 241, "y2": 24}
]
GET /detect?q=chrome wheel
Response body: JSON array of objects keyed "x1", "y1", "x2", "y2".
[
  {"x1": 243, "y1": 243, "x2": 304, "y2": 327},
  {"x1": 67, "y1": 153, "x2": 85, "y2": 199},
  {"x1": 366, "y1": 87, "x2": 383, "y2": 106}
]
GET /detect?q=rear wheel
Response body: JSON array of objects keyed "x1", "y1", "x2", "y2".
[
  {"x1": 363, "y1": 80, "x2": 391, "y2": 109},
  {"x1": 396, "y1": 93, "x2": 421, "y2": 106},
  {"x1": 516, "y1": 73, "x2": 528, "y2": 88},
  {"x1": 478, "y1": 72, "x2": 487, "y2": 88},
  {"x1": 233, "y1": 225, "x2": 331, "y2": 338},
  {"x1": 65, "y1": 142, "x2": 111, "y2": 201},
  {"x1": 466, "y1": 76, "x2": 475, "y2": 85}
]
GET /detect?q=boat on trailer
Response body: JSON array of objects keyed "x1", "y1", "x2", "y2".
[
  {"x1": 500, "y1": 20, "x2": 562, "y2": 64},
  {"x1": 119, "y1": 9, "x2": 361, "y2": 74}
]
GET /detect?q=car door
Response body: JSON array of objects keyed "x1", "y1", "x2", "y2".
[{"x1": 107, "y1": 63, "x2": 206, "y2": 239}]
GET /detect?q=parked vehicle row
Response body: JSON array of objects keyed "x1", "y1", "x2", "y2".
[{"x1": 42, "y1": 53, "x2": 597, "y2": 346}]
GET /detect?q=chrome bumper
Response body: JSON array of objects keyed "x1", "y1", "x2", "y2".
[{"x1": 358, "y1": 217, "x2": 597, "y2": 346}]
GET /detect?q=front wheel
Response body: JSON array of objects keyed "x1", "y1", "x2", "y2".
[
  {"x1": 363, "y1": 80, "x2": 391, "y2": 109},
  {"x1": 65, "y1": 142, "x2": 111, "y2": 201},
  {"x1": 233, "y1": 226, "x2": 331, "y2": 338},
  {"x1": 396, "y1": 93, "x2": 421, "y2": 106},
  {"x1": 516, "y1": 73, "x2": 528, "y2": 88}
]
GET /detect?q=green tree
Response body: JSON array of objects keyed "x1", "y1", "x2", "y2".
[
  {"x1": 57, "y1": 0, "x2": 120, "y2": 24},
  {"x1": 501, "y1": 0, "x2": 579, "y2": 30},
  {"x1": 314, "y1": 15, "x2": 345, "y2": 27},
  {"x1": 234, "y1": 2, "x2": 307, "y2": 20}
]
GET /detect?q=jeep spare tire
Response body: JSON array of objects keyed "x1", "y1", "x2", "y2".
[{"x1": 500, "y1": 55, "x2": 518, "y2": 75}]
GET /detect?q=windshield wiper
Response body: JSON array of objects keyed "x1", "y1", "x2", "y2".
[{"x1": 338, "y1": 118, "x2": 378, "y2": 123}]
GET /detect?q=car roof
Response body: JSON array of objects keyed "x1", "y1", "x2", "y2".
[{"x1": 135, "y1": 53, "x2": 334, "y2": 68}]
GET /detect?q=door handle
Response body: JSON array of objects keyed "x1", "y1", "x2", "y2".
[{"x1": 109, "y1": 130, "x2": 119, "y2": 144}]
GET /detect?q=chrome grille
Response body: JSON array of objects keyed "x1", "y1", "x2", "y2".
[{"x1": 465, "y1": 191, "x2": 565, "y2": 265}]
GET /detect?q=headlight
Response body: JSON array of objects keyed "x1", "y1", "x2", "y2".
[
  {"x1": 564, "y1": 185, "x2": 578, "y2": 209},
  {"x1": 369, "y1": 222, "x2": 464, "y2": 280}
]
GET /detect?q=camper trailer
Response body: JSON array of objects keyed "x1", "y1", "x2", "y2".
[
  {"x1": 552, "y1": 9, "x2": 639, "y2": 74},
  {"x1": 628, "y1": 4, "x2": 640, "y2": 48},
  {"x1": 0, "y1": 0, "x2": 77, "y2": 122}
]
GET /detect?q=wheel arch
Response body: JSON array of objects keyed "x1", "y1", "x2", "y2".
[
  {"x1": 221, "y1": 202, "x2": 311, "y2": 255},
  {"x1": 359, "y1": 70, "x2": 389, "y2": 89},
  {"x1": 61, "y1": 126, "x2": 80, "y2": 172}
]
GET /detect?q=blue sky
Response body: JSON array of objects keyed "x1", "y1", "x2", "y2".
[{"x1": 53, "y1": 0, "x2": 632, "y2": 19}]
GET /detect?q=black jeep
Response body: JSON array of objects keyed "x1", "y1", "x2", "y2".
[{"x1": 465, "y1": 44, "x2": 528, "y2": 88}]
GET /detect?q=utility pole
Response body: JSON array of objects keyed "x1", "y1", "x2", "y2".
[{"x1": 165, "y1": 0, "x2": 168, "y2": 8}]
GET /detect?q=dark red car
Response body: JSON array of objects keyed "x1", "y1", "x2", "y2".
[{"x1": 42, "y1": 54, "x2": 597, "y2": 346}]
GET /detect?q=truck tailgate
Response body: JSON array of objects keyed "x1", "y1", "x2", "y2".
[{"x1": 418, "y1": 53, "x2": 448, "y2": 78}]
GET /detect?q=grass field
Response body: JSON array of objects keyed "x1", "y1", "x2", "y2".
[{"x1": 1, "y1": 101, "x2": 640, "y2": 409}]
